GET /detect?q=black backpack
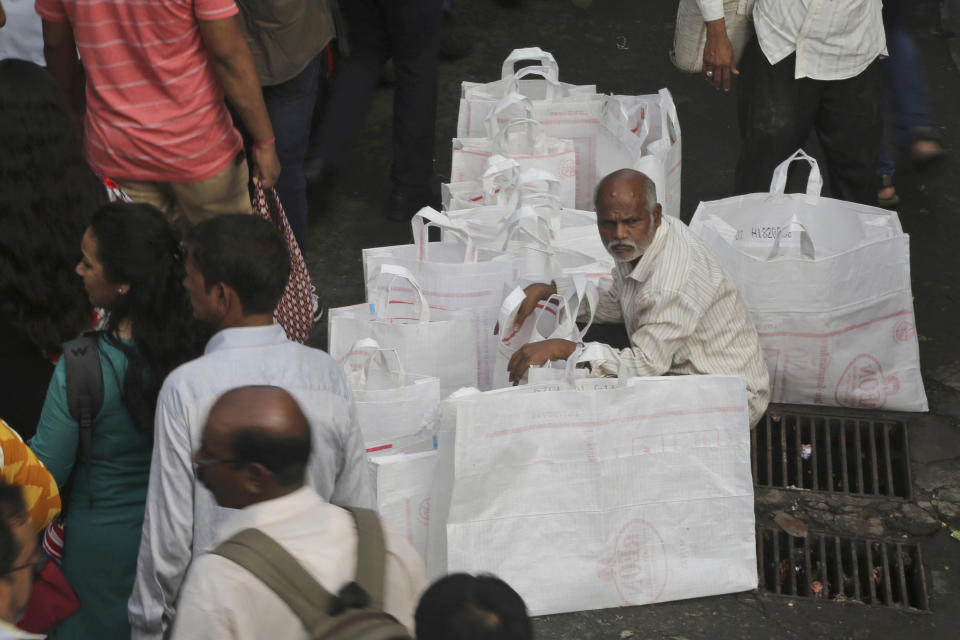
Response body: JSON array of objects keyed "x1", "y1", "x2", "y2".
[{"x1": 60, "y1": 333, "x2": 104, "y2": 507}]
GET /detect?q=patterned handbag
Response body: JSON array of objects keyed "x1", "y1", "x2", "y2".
[{"x1": 251, "y1": 179, "x2": 315, "y2": 343}]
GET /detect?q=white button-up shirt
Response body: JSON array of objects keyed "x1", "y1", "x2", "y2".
[
  {"x1": 697, "y1": 0, "x2": 886, "y2": 80},
  {"x1": 169, "y1": 487, "x2": 427, "y2": 640},
  {"x1": 129, "y1": 325, "x2": 373, "y2": 640},
  {"x1": 568, "y1": 215, "x2": 770, "y2": 426}
]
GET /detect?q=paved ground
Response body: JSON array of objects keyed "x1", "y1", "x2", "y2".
[{"x1": 302, "y1": 1, "x2": 960, "y2": 637}]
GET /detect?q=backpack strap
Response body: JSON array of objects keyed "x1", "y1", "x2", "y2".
[
  {"x1": 345, "y1": 506, "x2": 387, "y2": 610},
  {"x1": 211, "y1": 528, "x2": 334, "y2": 633},
  {"x1": 62, "y1": 333, "x2": 103, "y2": 508}
]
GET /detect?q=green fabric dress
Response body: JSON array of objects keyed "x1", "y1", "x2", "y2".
[{"x1": 32, "y1": 335, "x2": 152, "y2": 640}]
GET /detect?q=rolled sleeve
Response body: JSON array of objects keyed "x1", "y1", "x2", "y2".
[
  {"x1": 193, "y1": 0, "x2": 239, "y2": 21},
  {"x1": 696, "y1": 0, "x2": 725, "y2": 22}
]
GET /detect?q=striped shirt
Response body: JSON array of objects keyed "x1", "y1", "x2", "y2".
[
  {"x1": 573, "y1": 215, "x2": 770, "y2": 426},
  {"x1": 34, "y1": 0, "x2": 244, "y2": 182},
  {"x1": 697, "y1": 0, "x2": 886, "y2": 81}
]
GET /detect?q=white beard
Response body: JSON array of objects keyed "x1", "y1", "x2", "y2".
[{"x1": 605, "y1": 238, "x2": 645, "y2": 263}]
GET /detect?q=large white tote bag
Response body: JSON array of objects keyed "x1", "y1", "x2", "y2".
[
  {"x1": 328, "y1": 265, "x2": 480, "y2": 397},
  {"x1": 363, "y1": 209, "x2": 519, "y2": 391},
  {"x1": 689, "y1": 150, "x2": 928, "y2": 412},
  {"x1": 451, "y1": 119, "x2": 578, "y2": 209},
  {"x1": 427, "y1": 372, "x2": 756, "y2": 615}
]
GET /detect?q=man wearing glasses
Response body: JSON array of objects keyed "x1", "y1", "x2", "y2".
[{"x1": 0, "y1": 481, "x2": 45, "y2": 638}]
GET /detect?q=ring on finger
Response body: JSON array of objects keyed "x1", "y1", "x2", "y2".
[{"x1": 705, "y1": 70, "x2": 714, "y2": 77}]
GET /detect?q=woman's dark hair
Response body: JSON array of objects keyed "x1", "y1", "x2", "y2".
[
  {"x1": 0, "y1": 59, "x2": 105, "y2": 353},
  {"x1": 91, "y1": 202, "x2": 210, "y2": 433},
  {"x1": 0, "y1": 482, "x2": 28, "y2": 576},
  {"x1": 415, "y1": 573, "x2": 533, "y2": 640}
]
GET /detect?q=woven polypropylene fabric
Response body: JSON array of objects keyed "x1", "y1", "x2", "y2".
[
  {"x1": 670, "y1": 0, "x2": 753, "y2": 73},
  {"x1": 252, "y1": 180, "x2": 315, "y2": 343}
]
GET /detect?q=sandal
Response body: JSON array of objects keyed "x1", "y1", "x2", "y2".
[
  {"x1": 877, "y1": 174, "x2": 900, "y2": 209},
  {"x1": 908, "y1": 126, "x2": 947, "y2": 166}
]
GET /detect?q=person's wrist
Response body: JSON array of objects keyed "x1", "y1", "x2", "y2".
[
  {"x1": 252, "y1": 137, "x2": 275, "y2": 149},
  {"x1": 705, "y1": 19, "x2": 727, "y2": 35}
]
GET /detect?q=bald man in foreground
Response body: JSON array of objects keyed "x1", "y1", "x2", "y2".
[
  {"x1": 170, "y1": 386, "x2": 426, "y2": 639},
  {"x1": 507, "y1": 169, "x2": 770, "y2": 426}
]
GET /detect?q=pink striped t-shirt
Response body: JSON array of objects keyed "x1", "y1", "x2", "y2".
[{"x1": 34, "y1": 0, "x2": 244, "y2": 182}]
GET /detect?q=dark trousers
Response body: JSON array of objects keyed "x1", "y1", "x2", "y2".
[
  {"x1": 310, "y1": 0, "x2": 442, "y2": 191},
  {"x1": 735, "y1": 36, "x2": 883, "y2": 205},
  {"x1": 262, "y1": 52, "x2": 325, "y2": 248}
]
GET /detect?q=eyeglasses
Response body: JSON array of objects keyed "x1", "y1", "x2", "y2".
[{"x1": 4, "y1": 555, "x2": 47, "y2": 581}]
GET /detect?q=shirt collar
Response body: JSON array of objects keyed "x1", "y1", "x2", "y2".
[
  {"x1": 204, "y1": 324, "x2": 288, "y2": 355},
  {"x1": 216, "y1": 486, "x2": 319, "y2": 543},
  {"x1": 621, "y1": 214, "x2": 672, "y2": 283}
]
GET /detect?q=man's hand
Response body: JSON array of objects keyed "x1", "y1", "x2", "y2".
[
  {"x1": 507, "y1": 338, "x2": 577, "y2": 385},
  {"x1": 251, "y1": 141, "x2": 280, "y2": 190},
  {"x1": 703, "y1": 19, "x2": 738, "y2": 92},
  {"x1": 512, "y1": 282, "x2": 558, "y2": 332}
]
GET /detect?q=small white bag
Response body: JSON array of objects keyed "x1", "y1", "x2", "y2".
[
  {"x1": 670, "y1": 0, "x2": 755, "y2": 73},
  {"x1": 689, "y1": 150, "x2": 927, "y2": 412},
  {"x1": 340, "y1": 339, "x2": 442, "y2": 448},
  {"x1": 368, "y1": 447, "x2": 438, "y2": 561},
  {"x1": 457, "y1": 47, "x2": 597, "y2": 138},
  {"x1": 328, "y1": 265, "x2": 481, "y2": 397}
]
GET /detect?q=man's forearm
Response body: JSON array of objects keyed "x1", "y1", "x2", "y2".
[
  {"x1": 41, "y1": 20, "x2": 84, "y2": 120},
  {"x1": 210, "y1": 53, "x2": 273, "y2": 143}
]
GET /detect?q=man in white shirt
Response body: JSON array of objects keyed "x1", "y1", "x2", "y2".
[
  {"x1": 698, "y1": 0, "x2": 886, "y2": 204},
  {"x1": 170, "y1": 385, "x2": 426, "y2": 639},
  {"x1": 506, "y1": 170, "x2": 770, "y2": 426},
  {"x1": 129, "y1": 215, "x2": 373, "y2": 639}
]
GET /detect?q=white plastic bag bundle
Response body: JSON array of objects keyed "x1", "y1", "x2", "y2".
[
  {"x1": 457, "y1": 47, "x2": 597, "y2": 139},
  {"x1": 427, "y1": 372, "x2": 756, "y2": 615},
  {"x1": 451, "y1": 119, "x2": 577, "y2": 209},
  {"x1": 442, "y1": 155, "x2": 521, "y2": 211},
  {"x1": 339, "y1": 338, "x2": 442, "y2": 448},
  {"x1": 362, "y1": 210, "x2": 520, "y2": 391},
  {"x1": 596, "y1": 90, "x2": 682, "y2": 219},
  {"x1": 328, "y1": 265, "x2": 480, "y2": 397},
  {"x1": 689, "y1": 150, "x2": 927, "y2": 412}
]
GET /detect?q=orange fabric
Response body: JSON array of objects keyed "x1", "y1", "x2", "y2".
[{"x1": 0, "y1": 419, "x2": 61, "y2": 531}]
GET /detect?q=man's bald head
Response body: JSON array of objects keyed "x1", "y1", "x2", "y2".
[
  {"x1": 199, "y1": 386, "x2": 312, "y2": 507},
  {"x1": 594, "y1": 169, "x2": 658, "y2": 216},
  {"x1": 593, "y1": 169, "x2": 662, "y2": 264}
]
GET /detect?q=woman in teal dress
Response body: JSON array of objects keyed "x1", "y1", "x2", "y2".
[{"x1": 32, "y1": 202, "x2": 208, "y2": 639}]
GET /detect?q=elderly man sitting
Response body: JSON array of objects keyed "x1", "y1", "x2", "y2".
[{"x1": 507, "y1": 169, "x2": 770, "y2": 426}]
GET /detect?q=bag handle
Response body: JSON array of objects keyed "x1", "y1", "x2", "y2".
[
  {"x1": 768, "y1": 149, "x2": 823, "y2": 204},
  {"x1": 500, "y1": 206, "x2": 554, "y2": 251},
  {"x1": 509, "y1": 65, "x2": 561, "y2": 100},
  {"x1": 485, "y1": 93, "x2": 534, "y2": 137},
  {"x1": 657, "y1": 88, "x2": 681, "y2": 146},
  {"x1": 766, "y1": 216, "x2": 816, "y2": 261},
  {"x1": 411, "y1": 208, "x2": 478, "y2": 264},
  {"x1": 343, "y1": 338, "x2": 406, "y2": 389},
  {"x1": 480, "y1": 155, "x2": 522, "y2": 205},
  {"x1": 367, "y1": 264, "x2": 431, "y2": 324},
  {"x1": 492, "y1": 118, "x2": 546, "y2": 155},
  {"x1": 501, "y1": 47, "x2": 559, "y2": 82}
]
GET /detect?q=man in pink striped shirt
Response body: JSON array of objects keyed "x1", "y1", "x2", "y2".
[{"x1": 36, "y1": 0, "x2": 280, "y2": 227}]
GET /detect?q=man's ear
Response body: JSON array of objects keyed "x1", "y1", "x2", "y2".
[
  {"x1": 242, "y1": 463, "x2": 272, "y2": 496},
  {"x1": 652, "y1": 203, "x2": 663, "y2": 229},
  {"x1": 217, "y1": 282, "x2": 244, "y2": 318}
]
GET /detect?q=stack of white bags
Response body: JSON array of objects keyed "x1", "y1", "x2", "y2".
[{"x1": 323, "y1": 47, "x2": 769, "y2": 617}]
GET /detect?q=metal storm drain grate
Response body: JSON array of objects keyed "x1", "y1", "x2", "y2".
[
  {"x1": 752, "y1": 405, "x2": 913, "y2": 499},
  {"x1": 757, "y1": 528, "x2": 930, "y2": 611}
]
